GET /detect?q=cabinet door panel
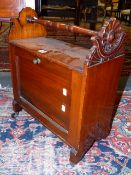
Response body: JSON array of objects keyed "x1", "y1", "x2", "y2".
[{"x1": 15, "y1": 49, "x2": 72, "y2": 130}]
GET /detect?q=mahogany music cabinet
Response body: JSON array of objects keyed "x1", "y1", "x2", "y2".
[{"x1": 9, "y1": 8, "x2": 125, "y2": 164}]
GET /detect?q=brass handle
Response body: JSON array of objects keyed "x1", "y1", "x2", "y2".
[{"x1": 33, "y1": 58, "x2": 41, "y2": 64}]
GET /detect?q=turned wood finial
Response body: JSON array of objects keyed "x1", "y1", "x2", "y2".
[{"x1": 86, "y1": 18, "x2": 126, "y2": 67}]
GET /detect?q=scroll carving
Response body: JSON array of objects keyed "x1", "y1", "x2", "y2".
[{"x1": 87, "y1": 18, "x2": 126, "y2": 67}]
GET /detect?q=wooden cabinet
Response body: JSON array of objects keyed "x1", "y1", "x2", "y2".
[{"x1": 9, "y1": 8, "x2": 125, "y2": 164}]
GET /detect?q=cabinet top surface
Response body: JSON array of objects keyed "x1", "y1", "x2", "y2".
[{"x1": 10, "y1": 37, "x2": 91, "y2": 72}]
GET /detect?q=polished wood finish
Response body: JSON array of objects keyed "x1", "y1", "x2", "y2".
[
  {"x1": 9, "y1": 8, "x2": 125, "y2": 164},
  {"x1": 27, "y1": 16, "x2": 97, "y2": 36},
  {"x1": 9, "y1": 7, "x2": 47, "y2": 40}
]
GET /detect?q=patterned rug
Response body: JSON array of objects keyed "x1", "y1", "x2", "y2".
[
  {"x1": 0, "y1": 88, "x2": 131, "y2": 175},
  {"x1": 0, "y1": 22, "x2": 131, "y2": 75}
]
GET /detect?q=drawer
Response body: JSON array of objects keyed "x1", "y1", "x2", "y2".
[{"x1": 15, "y1": 48, "x2": 72, "y2": 130}]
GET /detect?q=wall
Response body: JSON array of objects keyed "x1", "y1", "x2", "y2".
[{"x1": 26, "y1": 0, "x2": 35, "y2": 9}]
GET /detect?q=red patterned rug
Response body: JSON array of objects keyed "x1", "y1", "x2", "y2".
[
  {"x1": 0, "y1": 88, "x2": 131, "y2": 174},
  {"x1": 0, "y1": 22, "x2": 131, "y2": 75}
]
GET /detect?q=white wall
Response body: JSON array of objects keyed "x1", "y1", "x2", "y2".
[{"x1": 26, "y1": 0, "x2": 35, "y2": 9}]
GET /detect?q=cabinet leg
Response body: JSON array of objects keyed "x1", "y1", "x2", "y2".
[
  {"x1": 11, "y1": 100, "x2": 22, "y2": 118},
  {"x1": 70, "y1": 136, "x2": 95, "y2": 164},
  {"x1": 70, "y1": 148, "x2": 86, "y2": 164},
  {"x1": 11, "y1": 112, "x2": 19, "y2": 118}
]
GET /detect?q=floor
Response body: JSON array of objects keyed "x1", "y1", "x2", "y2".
[
  {"x1": 0, "y1": 72, "x2": 12, "y2": 89},
  {"x1": 0, "y1": 72, "x2": 131, "y2": 91}
]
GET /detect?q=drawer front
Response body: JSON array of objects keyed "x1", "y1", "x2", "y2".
[{"x1": 16, "y1": 48, "x2": 72, "y2": 130}]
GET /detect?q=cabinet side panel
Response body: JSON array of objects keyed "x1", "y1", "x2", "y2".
[
  {"x1": 67, "y1": 71, "x2": 85, "y2": 148},
  {"x1": 79, "y1": 57, "x2": 124, "y2": 151},
  {"x1": 9, "y1": 45, "x2": 19, "y2": 99}
]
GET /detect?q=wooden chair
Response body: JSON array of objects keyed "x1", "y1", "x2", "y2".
[
  {"x1": 98, "y1": 0, "x2": 105, "y2": 15},
  {"x1": 105, "y1": 0, "x2": 120, "y2": 18},
  {"x1": 80, "y1": 0, "x2": 98, "y2": 29},
  {"x1": 121, "y1": 9, "x2": 131, "y2": 25},
  {"x1": 120, "y1": 0, "x2": 131, "y2": 25},
  {"x1": 40, "y1": 0, "x2": 76, "y2": 23},
  {"x1": 97, "y1": 0, "x2": 107, "y2": 21}
]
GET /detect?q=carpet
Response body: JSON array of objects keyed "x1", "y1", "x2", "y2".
[
  {"x1": 0, "y1": 22, "x2": 131, "y2": 75},
  {"x1": 0, "y1": 88, "x2": 131, "y2": 175}
]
